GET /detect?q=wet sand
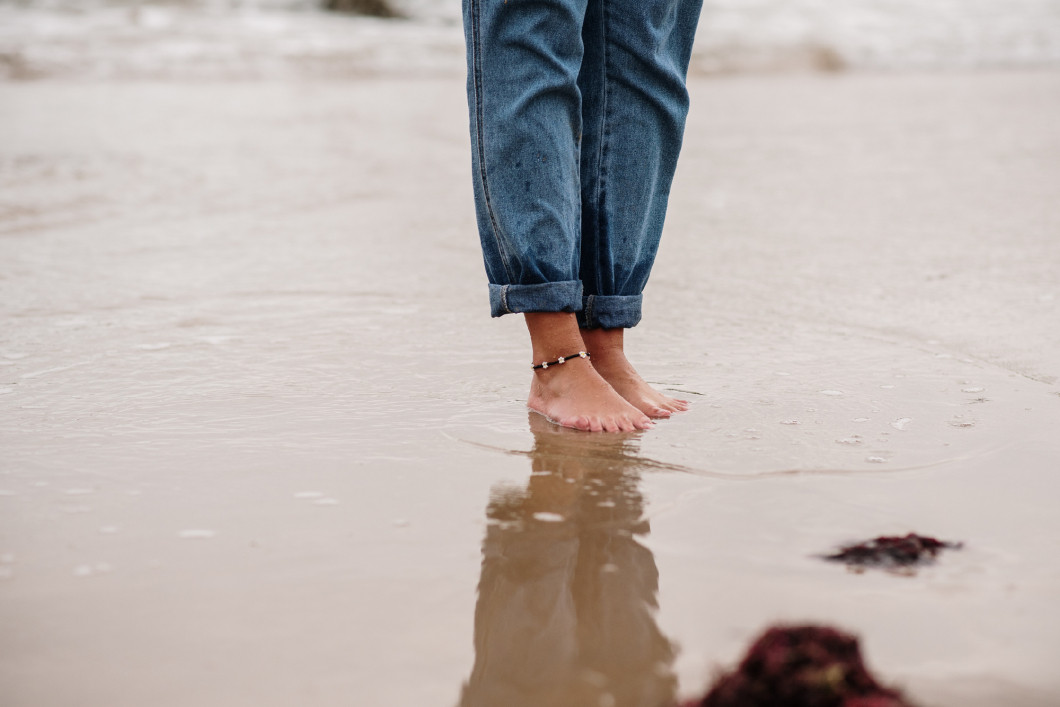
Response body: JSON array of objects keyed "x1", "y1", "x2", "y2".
[{"x1": 1, "y1": 72, "x2": 1059, "y2": 706}]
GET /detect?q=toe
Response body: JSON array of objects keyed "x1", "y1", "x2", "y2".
[{"x1": 568, "y1": 416, "x2": 590, "y2": 431}]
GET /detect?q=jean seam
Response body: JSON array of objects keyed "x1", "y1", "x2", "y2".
[
  {"x1": 584, "y1": 294, "x2": 595, "y2": 328},
  {"x1": 594, "y1": 0, "x2": 613, "y2": 296},
  {"x1": 469, "y1": 0, "x2": 515, "y2": 284}
]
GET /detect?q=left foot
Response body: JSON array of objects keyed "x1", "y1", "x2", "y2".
[{"x1": 581, "y1": 328, "x2": 689, "y2": 419}]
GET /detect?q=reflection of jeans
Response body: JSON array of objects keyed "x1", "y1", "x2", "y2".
[{"x1": 462, "y1": 0, "x2": 703, "y2": 328}]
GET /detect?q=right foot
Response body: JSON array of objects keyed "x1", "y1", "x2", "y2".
[
  {"x1": 581, "y1": 327, "x2": 689, "y2": 419},
  {"x1": 527, "y1": 358, "x2": 653, "y2": 432}
]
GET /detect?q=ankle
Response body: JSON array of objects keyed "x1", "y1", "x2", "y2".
[
  {"x1": 582, "y1": 344, "x2": 630, "y2": 371},
  {"x1": 524, "y1": 312, "x2": 589, "y2": 363}
]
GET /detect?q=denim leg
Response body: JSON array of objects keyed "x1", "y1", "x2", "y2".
[
  {"x1": 577, "y1": 0, "x2": 703, "y2": 329},
  {"x1": 463, "y1": 0, "x2": 590, "y2": 318}
]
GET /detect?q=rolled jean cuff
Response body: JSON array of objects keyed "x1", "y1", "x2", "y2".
[
  {"x1": 578, "y1": 294, "x2": 643, "y2": 329},
  {"x1": 489, "y1": 281, "x2": 584, "y2": 317}
]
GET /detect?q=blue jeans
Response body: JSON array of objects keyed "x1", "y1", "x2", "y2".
[{"x1": 462, "y1": 0, "x2": 702, "y2": 329}]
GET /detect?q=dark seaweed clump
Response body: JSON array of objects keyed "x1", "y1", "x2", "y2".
[
  {"x1": 684, "y1": 625, "x2": 915, "y2": 707},
  {"x1": 824, "y1": 533, "x2": 962, "y2": 569},
  {"x1": 322, "y1": 0, "x2": 401, "y2": 18}
]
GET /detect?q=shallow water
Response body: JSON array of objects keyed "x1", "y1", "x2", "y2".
[{"x1": 2, "y1": 74, "x2": 1060, "y2": 705}]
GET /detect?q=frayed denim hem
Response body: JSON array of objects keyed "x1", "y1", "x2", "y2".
[
  {"x1": 577, "y1": 294, "x2": 642, "y2": 329},
  {"x1": 489, "y1": 281, "x2": 584, "y2": 317}
]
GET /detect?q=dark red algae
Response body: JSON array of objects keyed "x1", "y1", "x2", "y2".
[
  {"x1": 682, "y1": 625, "x2": 916, "y2": 707},
  {"x1": 823, "y1": 533, "x2": 962, "y2": 570}
]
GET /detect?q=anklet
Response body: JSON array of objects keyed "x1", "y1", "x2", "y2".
[{"x1": 532, "y1": 351, "x2": 590, "y2": 370}]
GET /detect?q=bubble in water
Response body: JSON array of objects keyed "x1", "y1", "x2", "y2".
[
  {"x1": 293, "y1": 491, "x2": 324, "y2": 499},
  {"x1": 891, "y1": 418, "x2": 912, "y2": 430},
  {"x1": 819, "y1": 390, "x2": 844, "y2": 396},
  {"x1": 73, "y1": 565, "x2": 94, "y2": 577},
  {"x1": 836, "y1": 436, "x2": 863, "y2": 446},
  {"x1": 962, "y1": 387, "x2": 985, "y2": 393},
  {"x1": 99, "y1": 526, "x2": 119, "y2": 534},
  {"x1": 532, "y1": 512, "x2": 565, "y2": 523},
  {"x1": 780, "y1": 419, "x2": 800, "y2": 425},
  {"x1": 178, "y1": 529, "x2": 216, "y2": 539},
  {"x1": 866, "y1": 455, "x2": 888, "y2": 463},
  {"x1": 60, "y1": 505, "x2": 92, "y2": 514},
  {"x1": 852, "y1": 417, "x2": 869, "y2": 422},
  {"x1": 393, "y1": 518, "x2": 410, "y2": 527}
]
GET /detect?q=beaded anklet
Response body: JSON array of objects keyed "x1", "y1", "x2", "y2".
[{"x1": 532, "y1": 351, "x2": 590, "y2": 370}]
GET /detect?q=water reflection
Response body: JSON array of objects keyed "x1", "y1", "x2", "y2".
[{"x1": 458, "y1": 414, "x2": 676, "y2": 707}]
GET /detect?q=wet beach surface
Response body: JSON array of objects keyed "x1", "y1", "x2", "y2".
[{"x1": 2, "y1": 72, "x2": 1059, "y2": 706}]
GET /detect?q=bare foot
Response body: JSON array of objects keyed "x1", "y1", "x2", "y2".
[
  {"x1": 581, "y1": 327, "x2": 689, "y2": 419},
  {"x1": 525, "y1": 313, "x2": 653, "y2": 432},
  {"x1": 527, "y1": 360, "x2": 653, "y2": 432}
]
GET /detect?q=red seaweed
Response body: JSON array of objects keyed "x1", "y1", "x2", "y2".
[
  {"x1": 682, "y1": 625, "x2": 916, "y2": 707},
  {"x1": 823, "y1": 533, "x2": 962, "y2": 569}
]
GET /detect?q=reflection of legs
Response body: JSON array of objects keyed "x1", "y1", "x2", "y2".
[
  {"x1": 458, "y1": 414, "x2": 676, "y2": 707},
  {"x1": 577, "y1": 0, "x2": 702, "y2": 417}
]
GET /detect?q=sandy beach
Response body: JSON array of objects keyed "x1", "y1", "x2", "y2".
[{"x1": 1, "y1": 25, "x2": 1059, "y2": 706}]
